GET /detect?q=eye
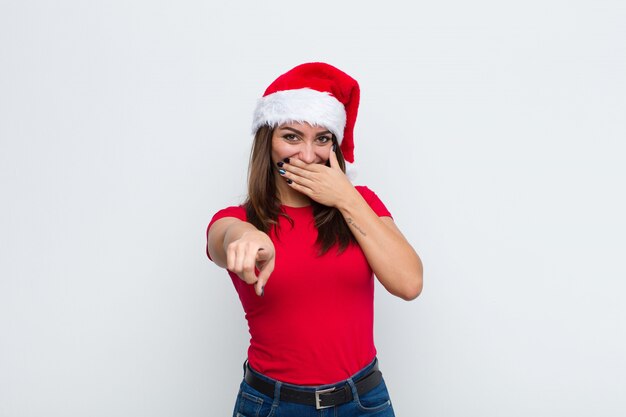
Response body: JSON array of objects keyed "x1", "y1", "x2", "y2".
[
  {"x1": 282, "y1": 134, "x2": 299, "y2": 142},
  {"x1": 316, "y1": 136, "x2": 332, "y2": 144}
]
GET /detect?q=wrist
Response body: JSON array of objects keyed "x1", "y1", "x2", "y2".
[
  {"x1": 335, "y1": 187, "x2": 362, "y2": 214},
  {"x1": 242, "y1": 229, "x2": 272, "y2": 246}
]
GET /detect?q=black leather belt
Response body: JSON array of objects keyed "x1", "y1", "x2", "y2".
[{"x1": 244, "y1": 362, "x2": 383, "y2": 410}]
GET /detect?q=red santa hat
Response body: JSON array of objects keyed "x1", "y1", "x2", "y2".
[{"x1": 252, "y1": 62, "x2": 360, "y2": 164}]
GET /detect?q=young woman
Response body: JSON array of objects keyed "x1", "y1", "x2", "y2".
[{"x1": 206, "y1": 62, "x2": 423, "y2": 416}]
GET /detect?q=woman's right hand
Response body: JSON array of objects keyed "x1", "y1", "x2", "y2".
[{"x1": 225, "y1": 230, "x2": 275, "y2": 296}]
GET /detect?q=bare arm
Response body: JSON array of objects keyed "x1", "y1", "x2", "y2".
[
  {"x1": 337, "y1": 191, "x2": 423, "y2": 300},
  {"x1": 207, "y1": 217, "x2": 275, "y2": 296},
  {"x1": 280, "y1": 151, "x2": 423, "y2": 301}
]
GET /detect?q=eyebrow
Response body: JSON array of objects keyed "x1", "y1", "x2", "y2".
[{"x1": 279, "y1": 126, "x2": 332, "y2": 136}]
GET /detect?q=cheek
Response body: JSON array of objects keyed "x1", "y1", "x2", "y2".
[
  {"x1": 271, "y1": 141, "x2": 301, "y2": 162},
  {"x1": 270, "y1": 140, "x2": 286, "y2": 162},
  {"x1": 319, "y1": 147, "x2": 332, "y2": 161},
  {"x1": 270, "y1": 148, "x2": 280, "y2": 163}
]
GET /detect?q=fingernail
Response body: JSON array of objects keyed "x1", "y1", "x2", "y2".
[
  {"x1": 332, "y1": 144, "x2": 336, "y2": 152},
  {"x1": 283, "y1": 158, "x2": 290, "y2": 163},
  {"x1": 277, "y1": 161, "x2": 284, "y2": 167},
  {"x1": 261, "y1": 286, "x2": 265, "y2": 297},
  {"x1": 278, "y1": 168, "x2": 286, "y2": 175},
  {"x1": 286, "y1": 179, "x2": 293, "y2": 184}
]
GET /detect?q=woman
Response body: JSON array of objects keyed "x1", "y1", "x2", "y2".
[{"x1": 206, "y1": 62, "x2": 423, "y2": 416}]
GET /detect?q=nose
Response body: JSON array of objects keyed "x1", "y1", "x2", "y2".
[{"x1": 298, "y1": 143, "x2": 317, "y2": 164}]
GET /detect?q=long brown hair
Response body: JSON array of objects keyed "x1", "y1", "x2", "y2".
[{"x1": 243, "y1": 125, "x2": 357, "y2": 255}]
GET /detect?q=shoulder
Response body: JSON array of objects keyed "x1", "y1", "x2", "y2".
[
  {"x1": 354, "y1": 185, "x2": 383, "y2": 205},
  {"x1": 212, "y1": 205, "x2": 247, "y2": 219},
  {"x1": 354, "y1": 186, "x2": 392, "y2": 218},
  {"x1": 354, "y1": 185, "x2": 376, "y2": 198},
  {"x1": 208, "y1": 205, "x2": 247, "y2": 231}
]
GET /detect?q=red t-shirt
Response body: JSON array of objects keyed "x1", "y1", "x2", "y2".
[{"x1": 207, "y1": 186, "x2": 391, "y2": 385}]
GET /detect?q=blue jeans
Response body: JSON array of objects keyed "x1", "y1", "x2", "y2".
[{"x1": 232, "y1": 358, "x2": 395, "y2": 416}]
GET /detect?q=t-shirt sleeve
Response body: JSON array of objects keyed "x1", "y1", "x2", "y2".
[
  {"x1": 206, "y1": 205, "x2": 247, "y2": 260},
  {"x1": 355, "y1": 186, "x2": 392, "y2": 218}
]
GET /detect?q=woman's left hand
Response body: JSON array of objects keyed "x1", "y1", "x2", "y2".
[{"x1": 280, "y1": 149, "x2": 356, "y2": 208}]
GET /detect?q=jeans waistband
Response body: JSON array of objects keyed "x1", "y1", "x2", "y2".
[{"x1": 243, "y1": 357, "x2": 380, "y2": 391}]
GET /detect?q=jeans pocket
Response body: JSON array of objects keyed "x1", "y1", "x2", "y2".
[
  {"x1": 234, "y1": 381, "x2": 274, "y2": 417},
  {"x1": 236, "y1": 390, "x2": 264, "y2": 417},
  {"x1": 355, "y1": 378, "x2": 393, "y2": 414}
]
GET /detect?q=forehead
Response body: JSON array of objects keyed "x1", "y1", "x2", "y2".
[{"x1": 276, "y1": 122, "x2": 331, "y2": 134}]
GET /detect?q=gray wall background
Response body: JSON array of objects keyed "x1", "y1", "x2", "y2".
[{"x1": 1, "y1": 1, "x2": 625, "y2": 416}]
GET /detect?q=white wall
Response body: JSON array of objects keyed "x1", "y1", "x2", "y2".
[{"x1": 1, "y1": 1, "x2": 625, "y2": 416}]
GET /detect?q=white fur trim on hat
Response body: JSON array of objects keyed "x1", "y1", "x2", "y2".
[{"x1": 252, "y1": 88, "x2": 346, "y2": 143}]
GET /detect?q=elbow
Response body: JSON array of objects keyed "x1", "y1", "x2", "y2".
[
  {"x1": 398, "y1": 265, "x2": 423, "y2": 301},
  {"x1": 400, "y1": 255, "x2": 424, "y2": 301},
  {"x1": 399, "y1": 279, "x2": 422, "y2": 301},
  {"x1": 378, "y1": 256, "x2": 424, "y2": 301}
]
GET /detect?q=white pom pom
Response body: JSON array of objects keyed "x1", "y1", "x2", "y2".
[{"x1": 345, "y1": 162, "x2": 358, "y2": 181}]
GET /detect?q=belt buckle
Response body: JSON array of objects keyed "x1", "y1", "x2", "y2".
[{"x1": 315, "y1": 387, "x2": 336, "y2": 410}]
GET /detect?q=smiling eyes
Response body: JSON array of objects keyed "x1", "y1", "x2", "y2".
[
  {"x1": 282, "y1": 134, "x2": 332, "y2": 144},
  {"x1": 317, "y1": 136, "x2": 332, "y2": 144}
]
